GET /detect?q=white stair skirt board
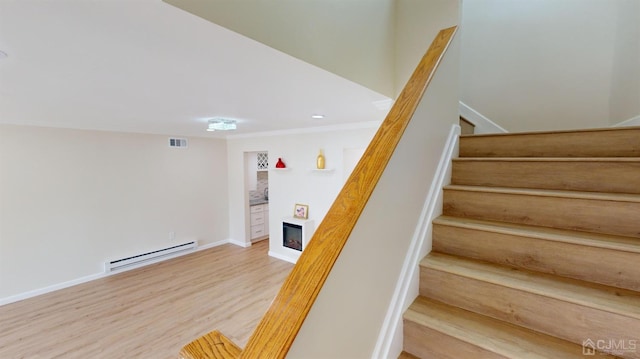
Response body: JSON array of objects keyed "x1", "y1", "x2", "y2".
[
  {"x1": 613, "y1": 115, "x2": 640, "y2": 127},
  {"x1": 372, "y1": 124, "x2": 461, "y2": 358},
  {"x1": 458, "y1": 101, "x2": 508, "y2": 134}
]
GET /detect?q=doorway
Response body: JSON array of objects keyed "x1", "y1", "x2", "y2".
[{"x1": 245, "y1": 151, "x2": 270, "y2": 243}]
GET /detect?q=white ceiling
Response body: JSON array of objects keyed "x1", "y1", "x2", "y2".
[{"x1": 0, "y1": 0, "x2": 392, "y2": 138}]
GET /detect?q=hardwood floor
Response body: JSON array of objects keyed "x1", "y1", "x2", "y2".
[{"x1": 0, "y1": 240, "x2": 293, "y2": 359}]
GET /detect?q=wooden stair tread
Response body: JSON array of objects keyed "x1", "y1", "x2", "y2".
[
  {"x1": 398, "y1": 351, "x2": 420, "y2": 359},
  {"x1": 443, "y1": 185, "x2": 640, "y2": 238},
  {"x1": 405, "y1": 296, "x2": 616, "y2": 358},
  {"x1": 451, "y1": 158, "x2": 640, "y2": 194},
  {"x1": 460, "y1": 126, "x2": 640, "y2": 138},
  {"x1": 421, "y1": 253, "x2": 640, "y2": 319},
  {"x1": 454, "y1": 157, "x2": 640, "y2": 162},
  {"x1": 433, "y1": 216, "x2": 640, "y2": 254},
  {"x1": 445, "y1": 184, "x2": 640, "y2": 203},
  {"x1": 405, "y1": 126, "x2": 640, "y2": 358},
  {"x1": 459, "y1": 126, "x2": 640, "y2": 158}
]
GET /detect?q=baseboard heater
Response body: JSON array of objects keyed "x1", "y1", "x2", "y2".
[{"x1": 105, "y1": 241, "x2": 197, "y2": 273}]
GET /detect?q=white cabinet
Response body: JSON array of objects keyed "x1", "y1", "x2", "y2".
[{"x1": 250, "y1": 204, "x2": 269, "y2": 240}]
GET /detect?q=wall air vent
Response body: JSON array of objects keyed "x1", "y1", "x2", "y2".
[{"x1": 168, "y1": 138, "x2": 188, "y2": 148}]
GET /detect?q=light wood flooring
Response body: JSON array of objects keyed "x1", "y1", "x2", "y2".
[{"x1": 0, "y1": 240, "x2": 292, "y2": 359}]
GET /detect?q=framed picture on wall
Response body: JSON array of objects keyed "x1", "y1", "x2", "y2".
[{"x1": 293, "y1": 203, "x2": 309, "y2": 219}]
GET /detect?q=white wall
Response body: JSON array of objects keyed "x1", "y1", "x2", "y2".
[
  {"x1": 460, "y1": 0, "x2": 624, "y2": 132},
  {"x1": 395, "y1": 0, "x2": 460, "y2": 97},
  {"x1": 287, "y1": 29, "x2": 460, "y2": 359},
  {"x1": 164, "y1": 0, "x2": 396, "y2": 98},
  {"x1": 610, "y1": 0, "x2": 640, "y2": 125},
  {"x1": 226, "y1": 125, "x2": 379, "y2": 263},
  {"x1": 165, "y1": 0, "x2": 467, "y2": 100},
  {"x1": 0, "y1": 125, "x2": 228, "y2": 299}
]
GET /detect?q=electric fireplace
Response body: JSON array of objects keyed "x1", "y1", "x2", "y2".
[
  {"x1": 283, "y1": 222, "x2": 302, "y2": 251},
  {"x1": 282, "y1": 217, "x2": 314, "y2": 252}
]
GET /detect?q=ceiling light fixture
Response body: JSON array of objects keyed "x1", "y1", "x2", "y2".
[
  {"x1": 311, "y1": 114, "x2": 325, "y2": 119},
  {"x1": 207, "y1": 118, "x2": 237, "y2": 131}
]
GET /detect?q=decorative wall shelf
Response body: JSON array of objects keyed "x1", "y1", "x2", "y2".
[{"x1": 270, "y1": 168, "x2": 291, "y2": 172}]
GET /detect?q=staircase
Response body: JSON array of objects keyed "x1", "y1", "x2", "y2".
[{"x1": 402, "y1": 127, "x2": 640, "y2": 358}]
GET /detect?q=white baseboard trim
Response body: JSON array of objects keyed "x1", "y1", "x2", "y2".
[
  {"x1": 196, "y1": 239, "x2": 229, "y2": 251},
  {"x1": 0, "y1": 271, "x2": 106, "y2": 307},
  {"x1": 0, "y1": 238, "x2": 231, "y2": 307},
  {"x1": 228, "y1": 238, "x2": 252, "y2": 248},
  {"x1": 372, "y1": 124, "x2": 461, "y2": 358},
  {"x1": 268, "y1": 250, "x2": 298, "y2": 264},
  {"x1": 613, "y1": 115, "x2": 640, "y2": 127},
  {"x1": 458, "y1": 101, "x2": 508, "y2": 134}
]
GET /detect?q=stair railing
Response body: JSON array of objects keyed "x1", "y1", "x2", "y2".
[{"x1": 180, "y1": 25, "x2": 458, "y2": 359}]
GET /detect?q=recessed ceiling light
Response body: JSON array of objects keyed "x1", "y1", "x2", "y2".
[
  {"x1": 311, "y1": 114, "x2": 325, "y2": 119},
  {"x1": 207, "y1": 118, "x2": 237, "y2": 131}
]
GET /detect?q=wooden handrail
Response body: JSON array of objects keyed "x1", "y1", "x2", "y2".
[
  {"x1": 239, "y1": 26, "x2": 457, "y2": 358},
  {"x1": 180, "y1": 330, "x2": 241, "y2": 359},
  {"x1": 179, "y1": 26, "x2": 457, "y2": 359}
]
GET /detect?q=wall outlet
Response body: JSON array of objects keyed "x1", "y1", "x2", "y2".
[{"x1": 169, "y1": 231, "x2": 175, "y2": 241}]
